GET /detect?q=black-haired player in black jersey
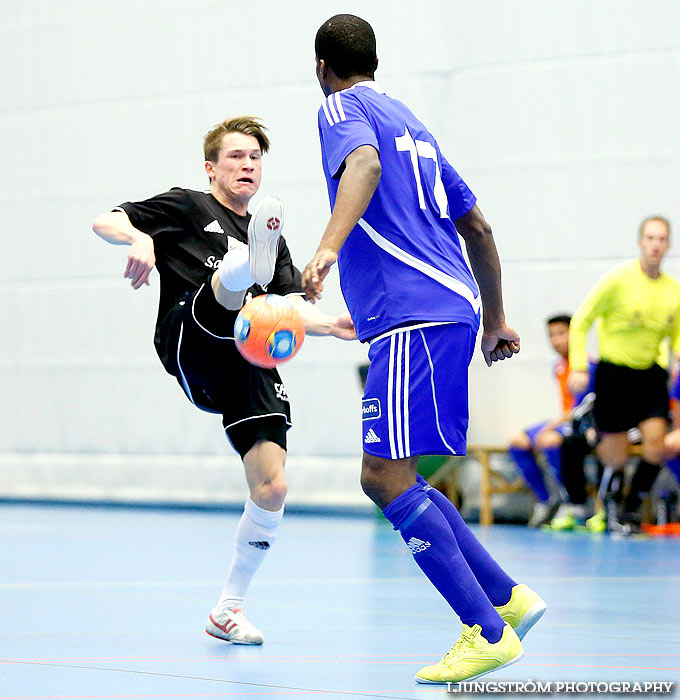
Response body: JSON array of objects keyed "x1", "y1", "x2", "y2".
[{"x1": 93, "y1": 116, "x2": 355, "y2": 645}]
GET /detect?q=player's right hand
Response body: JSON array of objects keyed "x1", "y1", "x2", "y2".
[
  {"x1": 302, "y1": 248, "x2": 338, "y2": 302},
  {"x1": 124, "y1": 233, "x2": 156, "y2": 289},
  {"x1": 567, "y1": 370, "x2": 589, "y2": 395}
]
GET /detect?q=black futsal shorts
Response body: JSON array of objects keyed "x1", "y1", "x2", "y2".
[
  {"x1": 156, "y1": 284, "x2": 291, "y2": 458},
  {"x1": 593, "y1": 360, "x2": 669, "y2": 433}
]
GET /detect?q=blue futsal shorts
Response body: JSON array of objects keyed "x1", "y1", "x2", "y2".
[{"x1": 362, "y1": 322, "x2": 476, "y2": 459}]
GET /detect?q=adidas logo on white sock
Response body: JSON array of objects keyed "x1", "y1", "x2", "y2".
[
  {"x1": 204, "y1": 219, "x2": 224, "y2": 234},
  {"x1": 364, "y1": 428, "x2": 381, "y2": 444},
  {"x1": 407, "y1": 537, "x2": 431, "y2": 554}
]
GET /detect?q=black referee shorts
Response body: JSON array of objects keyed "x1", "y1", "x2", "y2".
[
  {"x1": 157, "y1": 284, "x2": 291, "y2": 458},
  {"x1": 593, "y1": 360, "x2": 669, "y2": 434}
]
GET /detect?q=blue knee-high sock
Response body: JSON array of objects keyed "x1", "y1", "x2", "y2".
[
  {"x1": 508, "y1": 446, "x2": 550, "y2": 502},
  {"x1": 666, "y1": 457, "x2": 680, "y2": 484},
  {"x1": 383, "y1": 483, "x2": 505, "y2": 643},
  {"x1": 416, "y1": 474, "x2": 516, "y2": 606},
  {"x1": 541, "y1": 445, "x2": 563, "y2": 486}
]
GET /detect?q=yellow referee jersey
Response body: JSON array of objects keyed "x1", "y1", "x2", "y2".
[{"x1": 569, "y1": 259, "x2": 680, "y2": 371}]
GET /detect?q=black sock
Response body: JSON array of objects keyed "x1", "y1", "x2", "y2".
[
  {"x1": 624, "y1": 460, "x2": 661, "y2": 514},
  {"x1": 560, "y1": 434, "x2": 589, "y2": 505}
]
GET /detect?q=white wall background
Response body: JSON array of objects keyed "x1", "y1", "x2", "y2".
[{"x1": 1, "y1": 1, "x2": 679, "y2": 494}]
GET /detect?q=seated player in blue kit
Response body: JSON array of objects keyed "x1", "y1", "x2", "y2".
[
  {"x1": 662, "y1": 371, "x2": 680, "y2": 488},
  {"x1": 507, "y1": 315, "x2": 596, "y2": 526}
]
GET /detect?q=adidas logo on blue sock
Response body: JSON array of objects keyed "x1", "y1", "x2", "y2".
[{"x1": 407, "y1": 537, "x2": 431, "y2": 554}]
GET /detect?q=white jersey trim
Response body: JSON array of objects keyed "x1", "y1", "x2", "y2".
[
  {"x1": 346, "y1": 80, "x2": 385, "y2": 94},
  {"x1": 176, "y1": 321, "x2": 195, "y2": 405},
  {"x1": 321, "y1": 82, "x2": 384, "y2": 128},
  {"x1": 357, "y1": 218, "x2": 482, "y2": 314},
  {"x1": 192, "y1": 284, "x2": 234, "y2": 340},
  {"x1": 224, "y1": 412, "x2": 292, "y2": 430},
  {"x1": 369, "y1": 321, "x2": 456, "y2": 345},
  {"x1": 320, "y1": 91, "x2": 358, "y2": 126},
  {"x1": 419, "y1": 329, "x2": 457, "y2": 456},
  {"x1": 403, "y1": 330, "x2": 411, "y2": 457},
  {"x1": 321, "y1": 93, "x2": 349, "y2": 126},
  {"x1": 385, "y1": 330, "x2": 413, "y2": 460},
  {"x1": 334, "y1": 92, "x2": 346, "y2": 121},
  {"x1": 395, "y1": 332, "x2": 405, "y2": 459},
  {"x1": 321, "y1": 99, "x2": 334, "y2": 126},
  {"x1": 327, "y1": 94, "x2": 340, "y2": 123},
  {"x1": 387, "y1": 335, "x2": 397, "y2": 459}
]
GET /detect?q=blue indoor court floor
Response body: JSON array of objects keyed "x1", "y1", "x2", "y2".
[{"x1": 1, "y1": 503, "x2": 678, "y2": 699}]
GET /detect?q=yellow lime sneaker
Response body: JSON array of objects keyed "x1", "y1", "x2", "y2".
[
  {"x1": 550, "y1": 503, "x2": 588, "y2": 531},
  {"x1": 494, "y1": 584, "x2": 547, "y2": 640},
  {"x1": 414, "y1": 623, "x2": 523, "y2": 684},
  {"x1": 550, "y1": 512, "x2": 577, "y2": 530},
  {"x1": 586, "y1": 509, "x2": 607, "y2": 533}
]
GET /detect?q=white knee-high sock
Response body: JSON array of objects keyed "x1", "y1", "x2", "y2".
[
  {"x1": 218, "y1": 247, "x2": 254, "y2": 292},
  {"x1": 218, "y1": 498, "x2": 284, "y2": 610}
]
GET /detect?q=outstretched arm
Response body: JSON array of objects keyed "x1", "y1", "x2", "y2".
[
  {"x1": 302, "y1": 145, "x2": 381, "y2": 301},
  {"x1": 454, "y1": 205, "x2": 520, "y2": 366},
  {"x1": 286, "y1": 295, "x2": 356, "y2": 340},
  {"x1": 92, "y1": 210, "x2": 156, "y2": 289}
]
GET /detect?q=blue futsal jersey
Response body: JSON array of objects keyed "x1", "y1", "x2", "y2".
[
  {"x1": 671, "y1": 370, "x2": 680, "y2": 404},
  {"x1": 318, "y1": 82, "x2": 480, "y2": 342}
]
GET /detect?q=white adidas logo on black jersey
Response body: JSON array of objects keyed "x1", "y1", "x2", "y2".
[
  {"x1": 204, "y1": 220, "x2": 224, "y2": 234},
  {"x1": 364, "y1": 428, "x2": 381, "y2": 444}
]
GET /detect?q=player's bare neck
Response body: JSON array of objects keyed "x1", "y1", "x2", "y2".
[
  {"x1": 211, "y1": 185, "x2": 248, "y2": 217},
  {"x1": 328, "y1": 74, "x2": 374, "y2": 95}
]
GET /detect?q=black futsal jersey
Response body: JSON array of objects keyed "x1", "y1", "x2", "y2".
[{"x1": 115, "y1": 188, "x2": 302, "y2": 369}]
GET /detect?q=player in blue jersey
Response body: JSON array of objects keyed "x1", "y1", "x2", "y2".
[
  {"x1": 302, "y1": 14, "x2": 545, "y2": 685},
  {"x1": 663, "y1": 371, "x2": 680, "y2": 486}
]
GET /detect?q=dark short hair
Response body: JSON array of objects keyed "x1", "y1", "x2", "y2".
[
  {"x1": 315, "y1": 14, "x2": 378, "y2": 80},
  {"x1": 546, "y1": 314, "x2": 571, "y2": 327}
]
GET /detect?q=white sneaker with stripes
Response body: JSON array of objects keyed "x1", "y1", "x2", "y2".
[{"x1": 205, "y1": 606, "x2": 264, "y2": 645}]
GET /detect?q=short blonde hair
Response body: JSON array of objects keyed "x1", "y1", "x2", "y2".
[
  {"x1": 639, "y1": 215, "x2": 671, "y2": 238},
  {"x1": 203, "y1": 116, "x2": 270, "y2": 162}
]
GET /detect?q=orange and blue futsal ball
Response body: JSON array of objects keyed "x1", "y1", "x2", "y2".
[{"x1": 234, "y1": 294, "x2": 305, "y2": 368}]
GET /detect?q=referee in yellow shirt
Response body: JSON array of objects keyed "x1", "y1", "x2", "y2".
[{"x1": 568, "y1": 216, "x2": 680, "y2": 533}]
